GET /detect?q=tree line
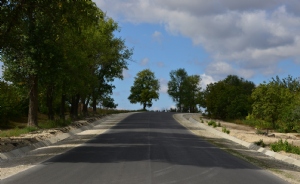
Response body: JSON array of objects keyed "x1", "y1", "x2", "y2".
[
  {"x1": 0, "y1": 1, "x2": 132, "y2": 127},
  {"x1": 128, "y1": 68, "x2": 300, "y2": 133}
]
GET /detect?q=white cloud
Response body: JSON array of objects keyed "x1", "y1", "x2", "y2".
[
  {"x1": 95, "y1": 0, "x2": 300, "y2": 79},
  {"x1": 122, "y1": 69, "x2": 131, "y2": 79},
  {"x1": 200, "y1": 74, "x2": 215, "y2": 89},
  {"x1": 140, "y1": 58, "x2": 149, "y2": 66},
  {"x1": 152, "y1": 31, "x2": 163, "y2": 43},
  {"x1": 156, "y1": 62, "x2": 165, "y2": 68},
  {"x1": 159, "y1": 78, "x2": 168, "y2": 93}
]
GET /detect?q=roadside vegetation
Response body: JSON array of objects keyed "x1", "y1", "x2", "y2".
[{"x1": 1, "y1": 1, "x2": 132, "y2": 128}]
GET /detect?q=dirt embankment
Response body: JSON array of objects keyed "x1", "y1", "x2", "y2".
[{"x1": 0, "y1": 116, "x2": 104, "y2": 153}]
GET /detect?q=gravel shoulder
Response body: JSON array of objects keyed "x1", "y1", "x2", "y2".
[{"x1": 174, "y1": 113, "x2": 300, "y2": 184}]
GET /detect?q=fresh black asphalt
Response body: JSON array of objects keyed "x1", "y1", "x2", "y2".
[{"x1": 2, "y1": 112, "x2": 287, "y2": 184}]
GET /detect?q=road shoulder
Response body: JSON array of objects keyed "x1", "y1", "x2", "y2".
[{"x1": 174, "y1": 113, "x2": 300, "y2": 184}]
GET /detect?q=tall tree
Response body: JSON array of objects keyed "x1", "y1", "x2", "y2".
[
  {"x1": 167, "y1": 68, "x2": 188, "y2": 112},
  {"x1": 181, "y1": 75, "x2": 201, "y2": 113},
  {"x1": 1, "y1": 1, "x2": 109, "y2": 126},
  {"x1": 128, "y1": 69, "x2": 160, "y2": 110}
]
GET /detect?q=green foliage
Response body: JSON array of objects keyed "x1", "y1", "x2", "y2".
[
  {"x1": 167, "y1": 68, "x2": 202, "y2": 112},
  {"x1": 250, "y1": 76, "x2": 300, "y2": 132},
  {"x1": 1, "y1": 1, "x2": 132, "y2": 126},
  {"x1": 203, "y1": 75, "x2": 255, "y2": 120},
  {"x1": 254, "y1": 139, "x2": 266, "y2": 147},
  {"x1": 270, "y1": 139, "x2": 300, "y2": 155},
  {"x1": 128, "y1": 69, "x2": 160, "y2": 110},
  {"x1": 0, "y1": 127, "x2": 38, "y2": 137},
  {"x1": 222, "y1": 126, "x2": 230, "y2": 134},
  {"x1": 0, "y1": 81, "x2": 27, "y2": 126},
  {"x1": 208, "y1": 120, "x2": 217, "y2": 127},
  {"x1": 39, "y1": 119, "x2": 72, "y2": 129}
]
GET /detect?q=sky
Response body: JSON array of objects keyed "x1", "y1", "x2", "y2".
[{"x1": 1, "y1": 1, "x2": 300, "y2": 111}]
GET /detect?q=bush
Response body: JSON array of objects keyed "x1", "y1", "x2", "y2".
[
  {"x1": 270, "y1": 139, "x2": 300, "y2": 155},
  {"x1": 222, "y1": 126, "x2": 230, "y2": 134},
  {"x1": 208, "y1": 120, "x2": 217, "y2": 127},
  {"x1": 254, "y1": 139, "x2": 266, "y2": 147}
]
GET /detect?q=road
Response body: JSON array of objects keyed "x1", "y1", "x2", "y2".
[{"x1": 2, "y1": 112, "x2": 287, "y2": 184}]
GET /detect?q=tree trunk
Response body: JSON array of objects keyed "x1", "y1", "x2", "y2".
[
  {"x1": 70, "y1": 94, "x2": 80, "y2": 119},
  {"x1": 81, "y1": 96, "x2": 90, "y2": 116},
  {"x1": 46, "y1": 85, "x2": 54, "y2": 120},
  {"x1": 143, "y1": 103, "x2": 146, "y2": 110},
  {"x1": 92, "y1": 98, "x2": 97, "y2": 113},
  {"x1": 28, "y1": 75, "x2": 38, "y2": 127},
  {"x1": 60, "y1": 94, "x2": 66, "y2": 120}
]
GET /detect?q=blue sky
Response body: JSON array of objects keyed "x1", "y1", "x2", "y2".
[
  {"x1": 94, "y1": 0, "x2": 300, "y2": 110},
  {"x1": 1, "y1": 1, "x2": 300, "y2": 111}
]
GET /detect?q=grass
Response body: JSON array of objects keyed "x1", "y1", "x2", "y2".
[
  {"x1": 0, "y1": 109, "x2": 132, "y2": 137},
  {"x1": 0, "y1": 126, "x2": 39, "y2": 137},
  {"x1": 39, "y1": 119, "x2": 72, "y2": 129},
  {"x1": 270, "y1": 139, "x2": 300, "y2": 155}
]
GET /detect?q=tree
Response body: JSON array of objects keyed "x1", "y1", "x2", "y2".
[
  {"x1": 128, "y1": 69, "x2": 160, "y2": 110},
  {"x1": 167, "y1": 68, "x2": 188, "y2": 112},
  {"x1": 1, "y1": 1, "x2": 102, "y2": 126},
  {"x1": 181, "y1": 75, "x2": 201, "y2": 112},
  {"x1": 251, "y1": 76, "x2": 300, "y2": 131},
  {"x1": 203, "y1": 75, "x2": 255, "y2": 120},
  {"x1": 1, "y1": 1, "x2": 132, "y2": 126}
]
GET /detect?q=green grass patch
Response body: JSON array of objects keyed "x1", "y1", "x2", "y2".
[
  {"x1": 270, "y1": 139, "x2": 300, "y2": 155},
  {"x1": 0, "y1": 126, "x2": 38, "y2": 137},
  {"x1": 39, "y1": 119, "x2": 72, "y2": 129}
]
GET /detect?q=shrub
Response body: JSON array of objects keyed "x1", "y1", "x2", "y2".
[
  {"x1": 270, "y1": 139, "x2": 300, "y2": 155},
  {"x1": 222, "y1": 126, "x2": 230, "y2": 134},
  {"x1": 208, "y1": 120, "x2": 217, "y2": 127},
  {"x1": 254, "y1": 139, "x2": 266, "y2": 147}
]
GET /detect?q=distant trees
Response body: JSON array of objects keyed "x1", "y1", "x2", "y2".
[
  {"x1": 167, "y1": 68, "x2": 201, "y2": 112},
  {"x1": 1, "y1": 1, "x2": 132, "y2": 127},
  {"x1": 128, "y1": 69, "x2": 160, "y2": 110}
]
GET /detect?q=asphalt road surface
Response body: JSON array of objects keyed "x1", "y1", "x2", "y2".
[{"x1": 2, "y1": 112, "x2": 287, "y2": 184}]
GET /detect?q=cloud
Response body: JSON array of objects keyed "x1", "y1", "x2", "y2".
[
  {"x1": 152, "y1": 31, "x2": 163, "y2": 43},
  {"x1": 95, "y1": 0, "x2": 300, "y2": 79},
  {"x1": 140, "y1": 58, "x2": 149, "y2": 66},
  {"x1": 156, "y1": 62, "x2": 165, "y2": 68},
  {"x1": 122, "y1": 69, "x2": 131, "y2": 79},
  {"x1": 200, "y1": 74, "x2": 215, "y2": 89},
  {"x1": 159, "y1": 78, "x2": 168, "y2": 93}
]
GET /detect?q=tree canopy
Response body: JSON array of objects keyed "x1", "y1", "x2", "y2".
[
  {"x1": 128, "y1": 69, "x2": 160, "y2": 110},
  {"x1": 203, "y1": 75, "x2": 255, "y2": 120},
  {"x1": 0, "y1": 1, "x2": 132, "y2": 127},
  {"x1": 167, "y1": 68, "x2": 201, "y2": 112}
]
